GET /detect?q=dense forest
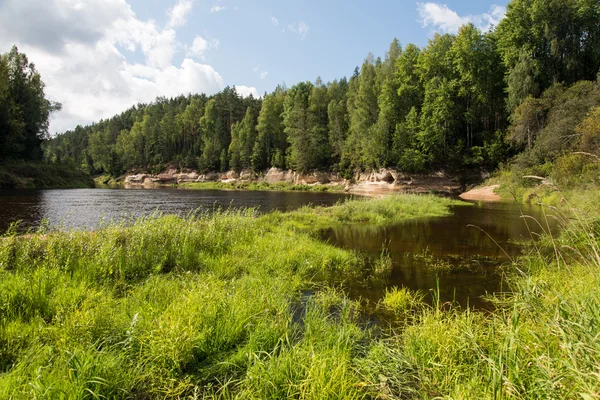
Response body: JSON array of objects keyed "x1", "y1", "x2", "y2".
[
  {"x1": 0, "y1": 47, "x2": 61, "y2": 162},
  {"x1": 37, "y1": 0, "x2": 600, "y2": 179}
]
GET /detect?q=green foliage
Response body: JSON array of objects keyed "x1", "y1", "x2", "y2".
[
  {"x1": 38, "y1": 0, "x2": 600, "y2": 180},
  {"x1": 0, "y1": 46, "x2": 61, "y2": 162},
  {"x1": 497, "y1": 0, "x2": 600, "y2": 111},
  {"x1": 284, "y1": 82, "x2": 314, "y2": 173},
  {"x1": 507, "y1": 81, "x2": 600, "y2": 181},
  {"x1": 0, "y1": 162, "x2": 94, "y2": 189},
  {"x1": 252, "y1": 88, "x2": 286, "y2": 171},
  {"x1": 344, "y1": 56, "x2": 379, "y2": 171}
]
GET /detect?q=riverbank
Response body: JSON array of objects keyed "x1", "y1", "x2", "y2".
[
  {"x1": 117, "y1": 167, "x2": 463, "y2": 196},
  {"x1": 459, "y1": 184, "x2": 502, "y2": 201},
  {"x1": 1, "y1": 193, "x2": 598, "y2": 398},
  {"x1": 0, "y1": 162, "x2": 94, "y2": 189}
]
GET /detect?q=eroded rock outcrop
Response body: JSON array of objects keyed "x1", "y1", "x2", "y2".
[{"x1": 123, "y1": 167, "x2": 461, "y2": 196}]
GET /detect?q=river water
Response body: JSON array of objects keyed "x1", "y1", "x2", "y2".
[
  {"x1": 0, "y1": 188, "x2": 553, "y2": 308},
  {"x1": 322, "y1": 201, "x2": 554, "y2": 309},
  {"x1": 0, "y1": 188, "x2": 352, "y2": 232}
]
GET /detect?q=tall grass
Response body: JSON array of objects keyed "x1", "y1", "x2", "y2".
[{"x1": 2, "y1": 192, "x2": 599, "y2": 398}]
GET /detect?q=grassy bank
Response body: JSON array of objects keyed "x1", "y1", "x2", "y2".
[
  {"x1": 1, "y1": 194, "x2": 599, "y2": 398},
  {"x1": 94, "y1": 175, "x2": 123, "y2": 187},
  {"x1": 266, "y1": 194, "x2": 465, "y2": 232},
  {"x1": 0, "y1": 162, "x2": 94, "y2": 189},
  {"x1": 180, "y1": 181, "x2": 346, "y2": 192}
]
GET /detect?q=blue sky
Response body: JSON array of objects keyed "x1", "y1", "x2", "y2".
[{"x1": 0, "y1": 0, "x2": 507, "y2": 133}]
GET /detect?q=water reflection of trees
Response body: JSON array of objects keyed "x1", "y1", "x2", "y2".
[
  {"x1": 324, "y1": 202, "x2": 556, "y2": 309},
  {"x1": 324, "y1": 202, "x2": 557, "y2": 259}
]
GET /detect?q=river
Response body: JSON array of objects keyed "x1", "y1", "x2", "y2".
[
  {"x1": 0, "y1": 188, "x2": 553, "y2": 309},
  {"x1": 0, "y1": 188, "x2": 352, "y2": 232},
  {"x1": 322, "y1": 201, "x2": 554, "y2": 309}
]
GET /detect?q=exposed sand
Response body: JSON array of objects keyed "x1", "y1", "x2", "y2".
[{"x1": 459, "y1": 185, "x2": 502, "y2": 201}]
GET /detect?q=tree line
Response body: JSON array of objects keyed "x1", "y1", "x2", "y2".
[
  {"x1": 0, "y1": 47, "x2": 61, "y2": 162},
  {"x1": 42, "y1": 0, "x2": 600, "y2": 177}
]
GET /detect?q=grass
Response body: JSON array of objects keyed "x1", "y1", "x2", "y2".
[
  {"x1": 263, "y1": 194, "x2": 467, "y2": 233},
  {"x1": 94, "y1": 175, "x2": 123, "y2": 187},
  {"x1": 180, "y1": 181, "x2": 346, "y2": 192},
  {"x1": 0, "y1": 162, "x2": 94, "y2": 189},
  {"x1": 2, "y1": 192, "x2": 600, "y2": 398}
]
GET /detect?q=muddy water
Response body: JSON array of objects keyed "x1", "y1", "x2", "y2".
[{"x1": 321, "y1": 201, "x2": 557, "y2": 309}]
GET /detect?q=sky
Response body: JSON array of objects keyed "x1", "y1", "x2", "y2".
[{"x1": 0, "y1": 0, "x2": 507, "y2": 134}]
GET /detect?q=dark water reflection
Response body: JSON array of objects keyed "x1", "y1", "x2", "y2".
[
  {"x1": 0, "y1": 188, "x2": 352, "y2": 232},
  {"x1": 322, "y1": 201, "x2": 557, "y2": 309}
]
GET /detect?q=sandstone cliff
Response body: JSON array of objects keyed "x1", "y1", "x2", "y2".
[{"x1": 123, "y1": 168, "x2": 462, "y2": 196}]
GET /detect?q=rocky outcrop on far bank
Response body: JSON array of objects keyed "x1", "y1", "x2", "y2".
[{"x1": 123, "y1": 168, "x2": 462, "y2": 196}]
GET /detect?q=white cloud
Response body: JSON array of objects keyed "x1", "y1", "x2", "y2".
[
  {"x1": 144, "y1": 29, "x2": 177, "y2": 69},
  {"x1": 271, "y1": 17, "x2": 279, "y2": 26},
  {"x1": 188, "y1": 36, "x2": 208, "y2": 57},
  {"x1": 417, "y1": 3, "x2": 506, "y2": 34},
  {"x1": 210, "y1": 5, "x2": 225, "y2": 12},
  {"x1": 167, "y1": 0, "x2": 194, "y2": 28},
  {"x1": 252, "y1": 66, "x2": 268, "y2": 80},
  {"x1": 185, "y1": 35, "x2": 219, "y2": 59},
  {"x1": 287, "y1": 21, "x2": 310, "y2": 39},
  {"x1": 0, "y1": 0, "x2": 242, "y2": 134},
  {"x1": 236, "y1": 86, "x2": 259, "y2": 98}
]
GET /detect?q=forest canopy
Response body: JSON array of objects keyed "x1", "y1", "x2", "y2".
[
  {"x1": 0, "y1": 46, "x2": 61, "y2": 162},
  {"x1": 38, "y1": 0, "x2": 600, "y2": 178}
]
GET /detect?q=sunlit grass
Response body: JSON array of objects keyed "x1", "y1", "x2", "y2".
[{"x1": 1, "y1": 192, "x2": 599, "y2": 398}]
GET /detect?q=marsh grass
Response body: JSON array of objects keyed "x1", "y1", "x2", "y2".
[
  {"x1": 2, "y1": 192, "x2": 600, "y2": 398},
  {"x1": 180, "y1": 181, "x2": 346, "y2": 193},
  {"x1": 264, "y1": 194, "x2": 466, "y2": 233}
]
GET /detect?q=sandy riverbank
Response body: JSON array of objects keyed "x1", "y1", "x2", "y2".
[{"x1": 459, "y1": 184, "x2": 502, "y2": 201}]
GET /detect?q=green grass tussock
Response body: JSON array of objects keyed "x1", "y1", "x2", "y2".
[
  {"x1": 263, "y1": 194, "x2": 466, "y2": 233},
  {"x1": 2, "y1": 192, "x2": 600, "y2": 398}
]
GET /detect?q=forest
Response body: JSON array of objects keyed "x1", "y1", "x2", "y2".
[
  {"x1": 0, "y1": 47, "x2": 60, "y2": 162},
  {"x1": 6, "y1": 0, "x2": 600, "y2": 183}
]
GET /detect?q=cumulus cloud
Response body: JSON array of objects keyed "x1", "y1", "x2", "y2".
[
  {"x1": 236, "y1": 86, "x2": 260, "y2": 98},
  {"x1": 417, "y1": 3, "x2": 506, "y2": 34},
  {"x1": 167, "y1": 0, "x2": 194, "y2": 28},
  {"x1": 287, "y1": 21, "x2": 310, "y2": 39},
  {"x1": 186, "y1": 35, "x2": 220, "y2": 59},
  {"x1": 210, "y1": 6, "x2": 226, "y2": 12},
  {"x1": 0, "y1": 0, "x2": 255, "y2": 134},
  {"x1": 260, "y1": 71, "x2": 268, "y2": 80},
  {"x1": 271, "y1": 17, "x2": 279, "y2": 26}
]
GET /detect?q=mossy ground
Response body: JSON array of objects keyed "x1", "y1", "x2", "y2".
[{"x1": 1, "y1": 193, "x2": 599, "y2": 398}]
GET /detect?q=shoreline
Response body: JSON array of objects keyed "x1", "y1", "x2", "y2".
[
  {"x1": 113, "y1": 167, "x2": 464, "y2": 197},
  {"x1": 458, "y1": 184, "x2": 502, "y2": 201}
]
